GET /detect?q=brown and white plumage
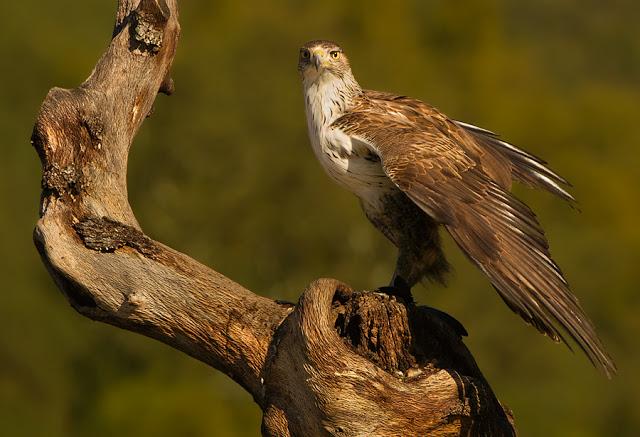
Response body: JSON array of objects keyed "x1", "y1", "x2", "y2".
[{"x1": 298, "y1": 40, "x2": 615, "y2": 377}]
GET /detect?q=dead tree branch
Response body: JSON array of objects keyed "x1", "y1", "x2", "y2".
[{"x1": 31, "y1": 1, "x2": 516, "y2": 435}]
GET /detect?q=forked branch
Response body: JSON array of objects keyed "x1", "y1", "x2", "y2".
[{"x1": 31, "y1": 1, "x2": 516, "y2": 435}]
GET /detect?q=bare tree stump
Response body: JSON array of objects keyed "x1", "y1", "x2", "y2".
[{"x1": 31, "y1": 1, "x2": 516, "y2": 435}]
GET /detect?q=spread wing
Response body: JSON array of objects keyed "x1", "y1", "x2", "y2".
[
  {"x1": 363, "y1": 90, "x2": 575, "y2": 203},
  {"x1": 332, "y1": 106, "x2": 616, "y2": 377}
]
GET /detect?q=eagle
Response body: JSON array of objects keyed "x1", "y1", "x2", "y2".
[{"x1": 298, "y1": 39, "x2": 615, "y2": 377}]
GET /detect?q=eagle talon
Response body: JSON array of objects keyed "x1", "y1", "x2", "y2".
[{"x1": 374, "y1": 277, "x2": 414, "y2": 305}]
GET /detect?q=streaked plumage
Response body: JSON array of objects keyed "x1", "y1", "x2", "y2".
[{"x1": 298, "y1": 40, "x2": 615, "y2": 377}]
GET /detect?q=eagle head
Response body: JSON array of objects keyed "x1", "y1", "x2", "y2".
[{"x1": 298, "y1": 40, "x2": 352, "y2": 81}]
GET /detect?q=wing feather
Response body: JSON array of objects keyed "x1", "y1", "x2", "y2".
[
  {"x1": 454, "y1": 120, "x2": 576, "y2": 203},
  {"x1": 332, "y1": 108, "x2": 616, "y2": 377},
  {"x1": 363, "y1": 90, "x2": 576, "y2": 203}
]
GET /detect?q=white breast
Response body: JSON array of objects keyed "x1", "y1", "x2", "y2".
[{"x1": 304, "y1": 77, "x2": 394, "y2": 200}]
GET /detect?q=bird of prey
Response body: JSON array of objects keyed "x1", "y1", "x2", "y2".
[{"x1": 297, "y1": 39, "x2": 615, "y2": 376}]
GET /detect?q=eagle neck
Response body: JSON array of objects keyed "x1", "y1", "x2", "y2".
[{"x1": 303, "y1": 71, "x2": 361, "y2": 129}]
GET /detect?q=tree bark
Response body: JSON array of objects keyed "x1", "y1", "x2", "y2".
[{"x1": 31, "y1": 1, "x2": 516, "y2": 435}]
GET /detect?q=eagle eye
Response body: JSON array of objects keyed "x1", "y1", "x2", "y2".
[
  {"x1": 301, "y1": 49, "x2": 310, "y2": 60},
  {"x1": 330, "y1": 50, "x2": 340, "y2": 59}
]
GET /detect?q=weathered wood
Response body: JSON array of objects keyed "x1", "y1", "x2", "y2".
[
  {"x1": 31, "y1": 1, "x2": 516, "y2": 435},
  {"x1": 262, "y1": 280, "x2": 515, "y2": 436}
]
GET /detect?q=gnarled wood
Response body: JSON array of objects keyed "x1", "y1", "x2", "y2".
[{"x1": 31, "y1": 1, "x2": 516, "y2": 435}]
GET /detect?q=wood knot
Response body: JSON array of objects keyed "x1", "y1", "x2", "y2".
[
  {"x1": 131, "y1": 0, "x2": 171, "y2": 54},
  {"x1": 74, "y1": 216, "x2": 160, "y2": 257},
  {"x1": 42, "y1": 163, "x2": 83, "y2": 198},
  {"x1": 81, "y1": 114, "x2": 104, "y2": 149}
]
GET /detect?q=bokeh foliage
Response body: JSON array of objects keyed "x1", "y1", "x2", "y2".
[{"x1": 1, "y1": 0, "x2": 638, "y2": 435}]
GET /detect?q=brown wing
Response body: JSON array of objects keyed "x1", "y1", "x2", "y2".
[
  {"x1": 363, "y1": 90, "x2": 513, "y2": 189},
  {"x1": 364, "y1": 90, "x2": 575, "y2": 203},
  {"x1": 333, "y1": 107, "x2": 616, "y2": 377}
]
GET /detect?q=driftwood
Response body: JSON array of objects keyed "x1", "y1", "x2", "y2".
[{"x1": 31, "y1": 1, "x2": 516, "y2": 435}]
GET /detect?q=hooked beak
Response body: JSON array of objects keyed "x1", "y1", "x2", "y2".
[{"x1": 311, "y1": 50, "x2": 322, "y2": 71}]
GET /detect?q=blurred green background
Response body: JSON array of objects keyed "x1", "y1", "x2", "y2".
[{"x1": 1, "y1": 0, "x2": 638, "y2": 435}]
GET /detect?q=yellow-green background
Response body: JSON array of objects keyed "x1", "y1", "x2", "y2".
[{"x1": 1, "y1": 0, "x2": 638, "y2": 435}]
